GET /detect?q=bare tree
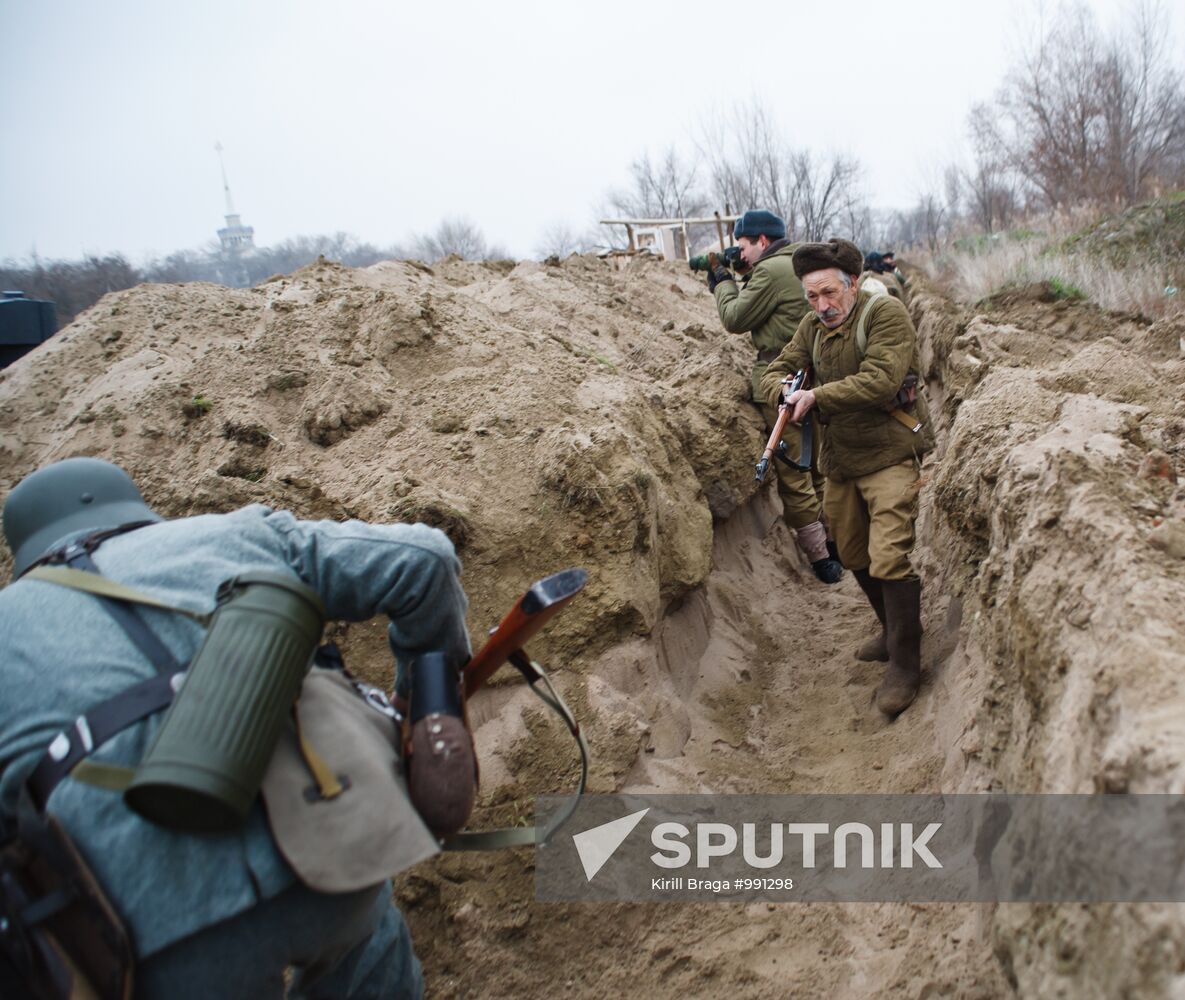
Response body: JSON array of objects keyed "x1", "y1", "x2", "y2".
[
  {"x1": 960, "y1": 103, "x2": 1023, "y2": 232},
  {"x1": 609, "y1": 147, "x2": 707, "y2": 219},
  {"x1": 0, "y1": 253, "x2": 142, "y2": 326},
  {"x1": 533, "y1": 222, "x2": 596, "y2": 260},
  {"x1": 791, "y1": 150, "x2": 864, "y2": 241},
  {"x1": 405, "y1": 217, "x2": 508, "y2": 262},
  {"x1": 696, "y1": 99, "x2": 870, "y2": 243},
  {"x1": 944, "y1": 164, "x2": 963, "y2": 223},
  {"x1": 1097, "y1": 0, "x2": 1185, "y2": 202},
  {"x1": 144, "y1": 248, "x2": 222, "y2": 284},
  {"x1": 988, "y1": 0, "x2": 1185, "y2": 208},
  {"x1": 917, "y1": 193, "x2": 950, "y2": 253},
  {"x1": 697, "y1": 100, "x2": 795, "y2": 223}
]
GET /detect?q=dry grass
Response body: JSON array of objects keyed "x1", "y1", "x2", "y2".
[
  {"x1": 920, "y1": 201, "x2": 1184, "y2": 320},
  {"x1": 944, "y1": 239, "x2": 1180, "y2": 318}
]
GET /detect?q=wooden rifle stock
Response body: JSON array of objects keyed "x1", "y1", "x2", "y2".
[
  {"x1": 755, "y1": 405, "x2": 792, "y2": 483},
  {"x1": 755, "y1": 367, "x2": 810, "y2": 482},
  {"x1": 462, "y1": 567, "x2": 588, "y2": 699}
]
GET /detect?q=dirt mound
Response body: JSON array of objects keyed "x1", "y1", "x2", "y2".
[
  {"x1": 0, "y1": 254, "x2": 761, "y2": 675},
  {"x1": 914, "y1": 277, "x2": 1185, "y2": 997},
  {"x1": 1060, "y1": 193, "x2": 1185, "y2": 276},
  {"x1": 3, "y1": 251, "x2": 1185, "y2": 997}
]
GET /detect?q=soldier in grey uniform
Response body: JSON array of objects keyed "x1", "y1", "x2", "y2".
[{"x1": 1, "y1": 457, "x2": 472, "y2": 998}]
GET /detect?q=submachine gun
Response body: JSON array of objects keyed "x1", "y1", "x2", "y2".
[{"x1": 755, "y1": 368, "x2": 813, "y2": 483}]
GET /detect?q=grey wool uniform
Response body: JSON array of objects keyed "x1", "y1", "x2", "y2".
[{"x1": 0, "y1": 504, "x2": 470, "y2": 998}]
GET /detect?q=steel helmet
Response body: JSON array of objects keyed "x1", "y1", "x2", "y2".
[{"x1": 3, "y1": 457, "x2": 162, "y2": 577}]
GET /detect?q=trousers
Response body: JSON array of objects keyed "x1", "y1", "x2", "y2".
[
  {"x1": 823, "y1": 458, "x2": 921, "y2": 580},
  {"x1": 136, "y1": 879, "x2": 422, "y2": 999}
]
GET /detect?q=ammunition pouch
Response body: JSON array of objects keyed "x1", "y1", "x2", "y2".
[
  {"x1": 1, "y1": 794, "x2": 133, "y2": 1000},
  {"x1": 881, "y1": 373, "x2": 919, "y2": 413}
]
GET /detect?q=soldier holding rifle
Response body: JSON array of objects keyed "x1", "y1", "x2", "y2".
[{"x1": 761, "y1": 239, "x2": 935, "y2": 716}]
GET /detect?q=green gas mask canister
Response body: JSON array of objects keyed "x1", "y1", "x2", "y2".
[{"x1": 124, "y1": 572, "x2": 326, "y2": 832}]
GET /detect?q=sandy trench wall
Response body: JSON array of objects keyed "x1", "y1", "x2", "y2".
[
  {"x1": 911, "y1": 280, "x2": 1185, "y2": 795},
  {"x1": 908, "y1": 278, "x2": 1185, "y2": 998},
  {"x1": 0, "y1": 254, "x2": 765, "y2": 672},
  {"x1": 5, "y1": 252, "x2": 1185, "y2": 996}
]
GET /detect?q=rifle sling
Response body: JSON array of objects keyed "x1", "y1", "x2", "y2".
[{"x1": 444, "y1": 651, "x2": 588, "y2": 852}]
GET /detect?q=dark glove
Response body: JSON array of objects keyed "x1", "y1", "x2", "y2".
[{"x1": 707, "y1": 267, "x2": 733, "y2": 293}]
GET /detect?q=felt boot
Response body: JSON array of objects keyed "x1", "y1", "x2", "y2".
[
  {"x1": 877, "y1": 577, "x2": 922, "y2": 716},
  {"x1": 851, "y1": 569, "x2": 889, "y2": 662}
]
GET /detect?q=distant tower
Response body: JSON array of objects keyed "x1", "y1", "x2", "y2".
[{"x1": 214, "y1": 142, "x2": 255, "y2": 252}]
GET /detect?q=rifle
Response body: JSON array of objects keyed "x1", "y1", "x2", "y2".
[
  {"x1": 755, "y1": 368, "x2": 813, "y2": 482},
  {"x1": 463, "y1": 567, "x2": 588, "y2": 698},
  {"x1": 419, "y1": 567, "x2": 591, "y2": 851}
]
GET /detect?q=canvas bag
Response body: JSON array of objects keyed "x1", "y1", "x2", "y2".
[{"x1": 260, "y1": 667, "x2": 441, "y2": 893}]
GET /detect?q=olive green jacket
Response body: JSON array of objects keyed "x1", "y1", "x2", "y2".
[
  {"x1": 760, "y1": 290, "x2": 935, "y2": 480},
  {"x1": 713, "y1": 239, "x2": 808, "y2": 399}
]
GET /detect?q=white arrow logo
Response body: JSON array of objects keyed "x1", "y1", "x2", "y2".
[{"x1": 572, "y1": 808, "x2": 650, "y2": 881}]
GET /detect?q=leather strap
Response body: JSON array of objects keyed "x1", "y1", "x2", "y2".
[
  {"x1": 23, "y1": 543, "x2": 201, "y2": 808},
  {"x1": 294, "y1": 711, "x2": 346, "y2": 802},
  {"x1": 888, "y1": 408, "x2": 922, "y2": 433},
  {"x1": 444, "y1": 651, "x2": 588, "y2": 851},
  {"x1": 28, "y1": 672, "x2": 181, "y2": 809}
]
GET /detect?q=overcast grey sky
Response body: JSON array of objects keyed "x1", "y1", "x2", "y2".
[{"x1": 1, "y1": 0, "x2": 1178, "y2": 263}]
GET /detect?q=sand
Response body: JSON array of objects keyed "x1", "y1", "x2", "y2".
[{"x1": 2, "y1": 254, "x2": 1184, "y2": 998}]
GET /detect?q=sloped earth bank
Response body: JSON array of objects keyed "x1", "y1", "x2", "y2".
[{"x1": 1, "y1": 256, "x2": 1183, "y2": 997}]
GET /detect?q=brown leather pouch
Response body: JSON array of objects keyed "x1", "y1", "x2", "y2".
[{"x1": 883, "y1": 373, "x2": 919, "y2": 412}]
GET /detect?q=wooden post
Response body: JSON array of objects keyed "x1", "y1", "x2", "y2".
[
  {"x1": 625, "y1": 224, "x2": 636, "y2": 252},
  {"x1": 713, "y1": 211, "x2": 725, "y2": 252}
]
